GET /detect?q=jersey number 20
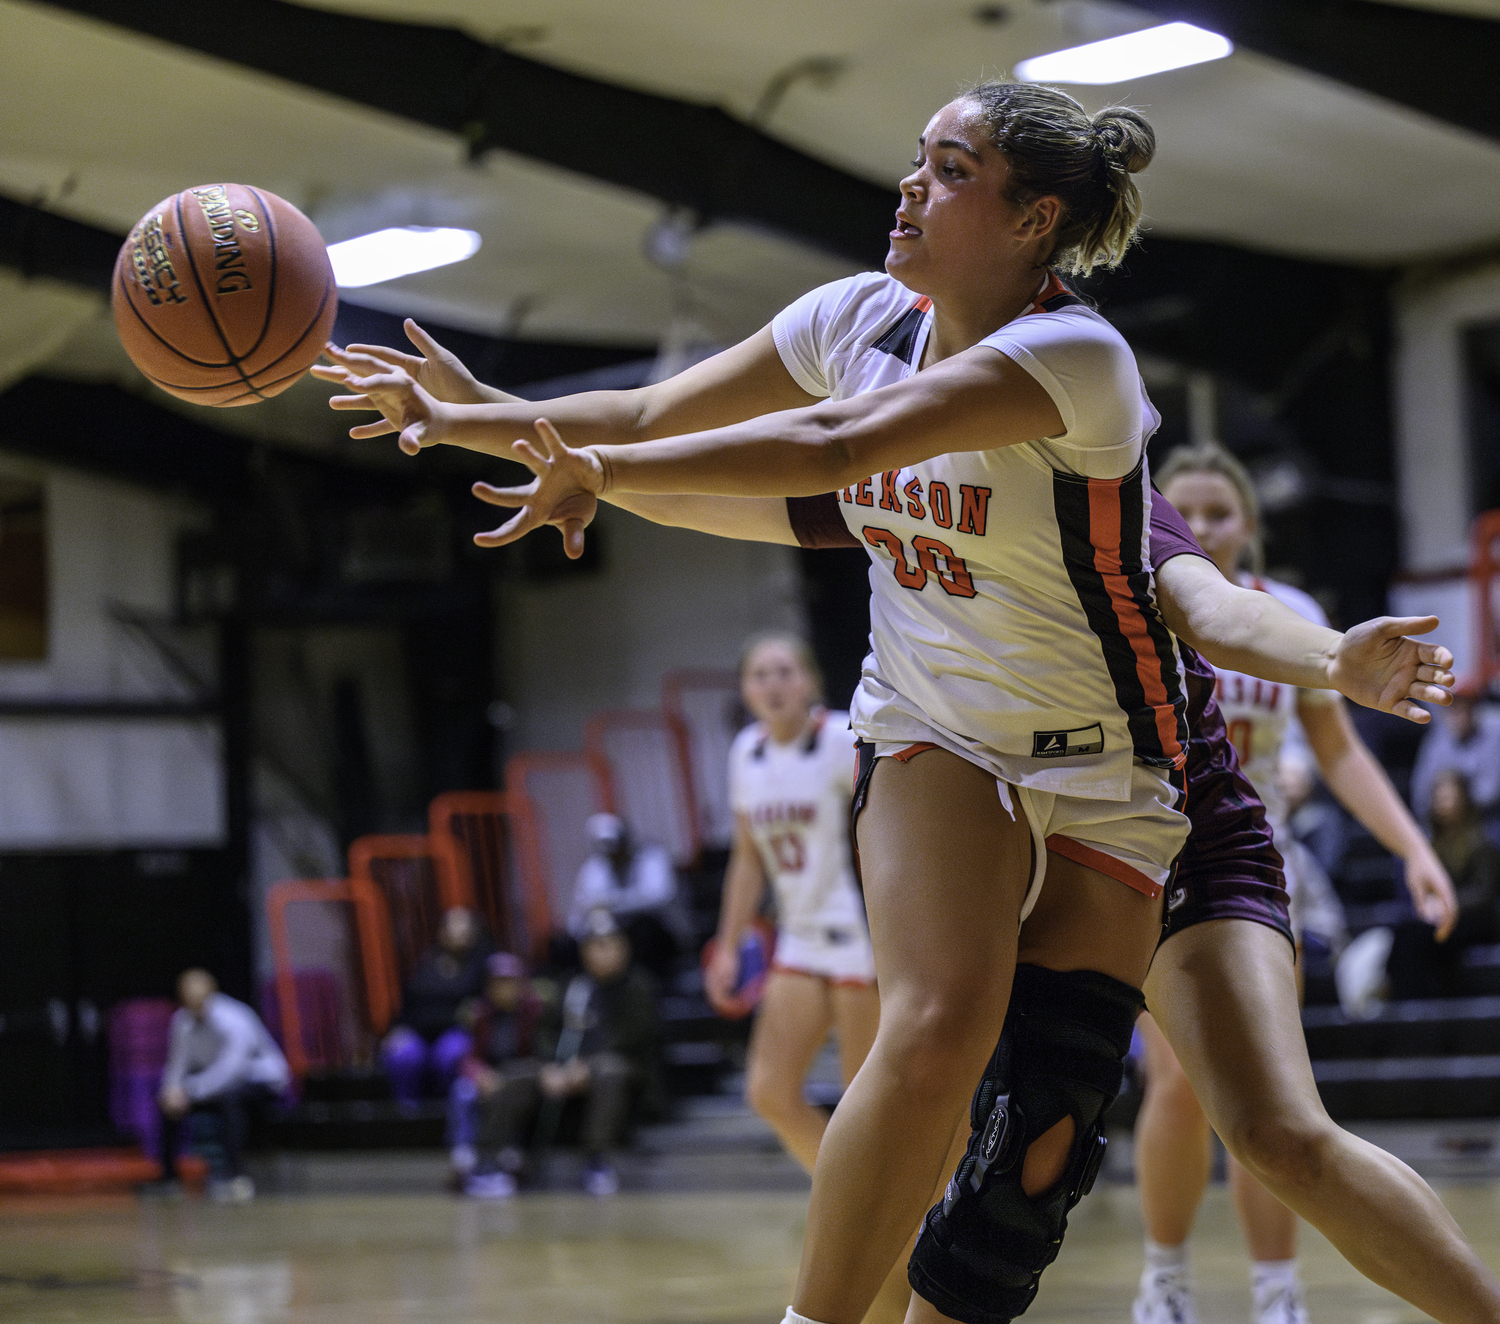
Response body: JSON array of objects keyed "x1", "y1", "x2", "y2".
[{"x1": 862, "y1": 526, "x2": 976, "y2": 598}]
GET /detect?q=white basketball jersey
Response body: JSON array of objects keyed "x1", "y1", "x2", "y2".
[
  {"x1": 1213, "y1": 575, "x2": 1333, "y2": 825},
  {"x1": 728, "y1": 710, "x2": 867, "y2": 944},
  {"x1": 773, "y1": 272, "x2": 1187, "y2": 802}
]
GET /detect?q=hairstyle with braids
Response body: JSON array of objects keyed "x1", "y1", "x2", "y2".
[
  {"x1": 1156, "y1": 440, "x2": 1266, "y2": 575},
  {"x1": 963, "y1": 82, "x2": 1155, "y2": 275}
]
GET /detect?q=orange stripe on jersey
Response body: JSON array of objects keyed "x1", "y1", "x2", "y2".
[
  {"x1": 1053, "y1": 461, "x2": 1189, "y2": 770},
  {"x1": 1045, "y1": 833, "x2": 1163, "y2": 898},
  {"x1": 1087, "y1": 477, "x2": 1188, "y2": 768}
]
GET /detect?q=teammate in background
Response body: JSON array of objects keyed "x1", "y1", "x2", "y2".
[
  {"x1": 705, "y1": 633, "x2": 878, "y2": 1174},
  {"x1": 1131, "y1": 441, "x2": 1456, "y2": 1324}
]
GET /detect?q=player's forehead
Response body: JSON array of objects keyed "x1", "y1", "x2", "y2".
[
  {"x1": 918, "y1": 99, "x2": 989, "y2": 158},
  {"x1": 1164, "y1": 470, "x2": 1241, "y2": 510},
  {"x1": 746, "y1": 642, "x2": 801, "y2": 672}
]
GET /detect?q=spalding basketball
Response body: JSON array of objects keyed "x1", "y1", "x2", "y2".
[{"x1": 111, "y1": 184, "x2": 337, "y2": 407}]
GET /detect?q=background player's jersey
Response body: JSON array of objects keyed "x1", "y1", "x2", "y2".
[
  {"x1": 773, "y1": 272, "x2": 1187, "y2": 803},
  {"x1": 728, "y1": 710, "x2": 866, "y2": 945},
  {"x1": 1212, "y1": 576, "x2": 1335, "y2": 825}
]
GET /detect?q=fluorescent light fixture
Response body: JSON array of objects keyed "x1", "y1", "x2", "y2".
[
  {"x1": 1015, "y1": 21, "x2": 1231, "y2": 85},
  {"x1": 327, "y1": 226, "x2": 482, "y2": 288}
]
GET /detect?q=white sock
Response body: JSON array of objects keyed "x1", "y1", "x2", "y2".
[
  {"x1": 1251, "y1": 1259, "x2": 1299, "y2": 1309},
  {"x1": 1144, "y1": 1239, "x2": 1189, "y2": 1275},
  {"x1": 782, "y1": 1311, "x2": 834, "y2": 1324}
]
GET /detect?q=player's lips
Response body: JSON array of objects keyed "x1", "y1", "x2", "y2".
[{"x1": 891, "y1": 213, "x2": 922, "y2": 240}]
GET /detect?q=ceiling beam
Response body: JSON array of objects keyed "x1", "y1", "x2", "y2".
[
  {"x1": 1138, "y1": 1, "x2": 1500, "y2": 143},
  {"x1": 36, "y1": 0, "x2": 895, "y2": 266}
]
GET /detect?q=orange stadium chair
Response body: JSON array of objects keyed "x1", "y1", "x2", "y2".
[
  {"x1": 264, "y1": 878, "x2": 395, "y2": 1076},
  {"x1": 662, "y1": 669, "x2": 743, "y2": 851},
  {"x1": 584, "y1": 709, "x2": 702, "y2": 869},
  {"x1": 428, "y1": 790, "x2": 552, "y2": 966},
  {"x1": 346, "y1": 835, "x2": 460, "y2": 1009},
  {"x1": 503, "y1": 751, "x2": 616, "y2": 943}
]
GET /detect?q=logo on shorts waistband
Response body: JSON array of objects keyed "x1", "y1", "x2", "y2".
[{"x1": 1031, "y1": 724, "x2": 1104, "y2": 758}]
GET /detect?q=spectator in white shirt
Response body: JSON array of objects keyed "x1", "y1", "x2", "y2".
[
  {"x1": 567, "y1": 814, "x2": 691, "y2": 976},
  {"x1": 149, "y1": 969, "x2": 288, "y2": 1201}
]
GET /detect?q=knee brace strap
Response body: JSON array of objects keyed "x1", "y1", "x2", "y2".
[{"x1": 908, "y1": 965, "x2": 1144, "y2": 1324}]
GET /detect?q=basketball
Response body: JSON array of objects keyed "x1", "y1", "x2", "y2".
[{"x1": 111, "y1": 184, "x2": 337, "y2": 407}]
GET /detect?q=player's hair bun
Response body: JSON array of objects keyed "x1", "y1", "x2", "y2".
[{"x1": 1092, "y1": 108, "x2": 1155, "y2": 175}]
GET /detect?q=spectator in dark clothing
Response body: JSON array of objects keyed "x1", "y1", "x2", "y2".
[
  {"x1": 381, "y1": 907, "x2": 492, "y2": 1105},
  {"x1": 1389, "y1": 770, "x2": 1500, "y2": 999},
  {"x1": 1410, "y1": 694, "x2": 1500, "y2": 829},
  {"x1": 448, "y1": 952, "x2": 545, "y2": 1199},
  {"x1": 538, "y1": 908, "x2": 663, "y2": 1195}
]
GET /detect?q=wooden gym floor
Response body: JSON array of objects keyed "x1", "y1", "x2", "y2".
[{"x1": 3, "y1": 1170, "x2": 1499, "y2": 1324}]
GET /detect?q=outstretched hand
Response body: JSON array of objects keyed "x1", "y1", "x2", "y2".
[
  {"x1": 471, "y1": 418, "x2": 604, "y2": 558},
  {"x1": 308, "y1": 358, "x2": 452, "y2": 454},
  {"x1": 312, "y1": 319, "x2": 486, "y2": 441},
  {"x1": 1327, "y1": 615, "x2": 1454, "y2": 723}
]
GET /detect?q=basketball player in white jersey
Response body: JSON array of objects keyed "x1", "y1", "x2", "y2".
[
  {"x1": 314, "y1": 82, "x2": 1500, "y2": 1324},
  {"x1": 705, "y1": 633, "x2": 878, "y2": 1175},
  {"x1": 1130, "y1": 441, "x2": 1455, "y2": 1324}
]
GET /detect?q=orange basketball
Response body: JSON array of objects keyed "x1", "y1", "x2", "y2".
[{"x1": 111, "y1": 184, "x2": 338, "y2": 407}]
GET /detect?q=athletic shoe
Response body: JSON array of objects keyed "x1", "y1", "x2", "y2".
[
  {"x1": 1133, "y1": 1265, "x2": 1198, "y2": 1324},
  {"x1": 208, "y1": 1175, "x2": 255, "y2": 1204},
  {"x1": 465, "y1": 1171, "x2": 517, "y2": 1200},
  {"x1": 1254, "y1": 1279, "x2": 1308, "y2": 1324},
  {"x1": 582, "y1": 1162, "x2": 619, "y2": 1197}
]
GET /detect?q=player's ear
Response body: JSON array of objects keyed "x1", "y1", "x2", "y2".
[{"x1": 1022, "y1": 195, "x2": 1062, "y2": 243}]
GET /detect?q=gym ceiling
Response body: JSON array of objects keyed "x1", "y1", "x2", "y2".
[{"x1": 3, "y1": 0, "x2": 1500, "y2": 462}]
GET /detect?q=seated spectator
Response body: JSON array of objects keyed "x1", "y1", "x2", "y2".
[
  {"x1": 1410, "y1": 691, "x2": 1500, "y2": 830},
  {"x1": 567, "y1": 813, "x2": 691, "y2": 976},
  {"x1": 1278, "y1": 750, "x2": 1350, "y2": 886},
  {"x1": 381, "y1": 907, "x2": 491, "y2": 1106},
  {"x1": 144, "y1": 968, "x2": 289, "y2": 1202},
  {"x1": 1389, "y1": 770, "x2": 1500, "y2": 1000},
  {"x1": 448, "y1": 952, "x2": 545, "y2": 1199},
  {"x1": 538, "y1": 909, "x2": 663, "y2": 1196}
]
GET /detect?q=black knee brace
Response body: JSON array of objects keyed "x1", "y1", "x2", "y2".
[{"x1": 907, "y1": 964, "x2": 1144, "y2": 1324}]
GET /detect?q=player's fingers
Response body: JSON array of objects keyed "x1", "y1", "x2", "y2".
[
  {"x1": 473, "y1": 506, "x2": 540, "y2": 547},
  {"x1": 1405, "y1": 681, "x2": 1451, "y2": 706},
  {"x1": 349, "y1": 420, "x2": 398, "y2": 439},
  {"x1": 1416, "y1": 641, "x2": 1456, "y2": 669},
  {"x1": 562, "y1": 518, "x2": 587, "y2": 559},
  {"x1": 1384, "y1": 614, "x2": 1440, "y2": 638},
  {"x1": 511, "y1": 439, "x2": 547, "y2": 472},
  {"x1": 324, "y1": 392, "x2": 376, "y2": 410},
  {"x1": 1389, "y1": 699, "x2": 1431, "y2": 724},
  {"x1": 471, "y1": 481, "x2": 531, "y2": 507},
  {"x1": 403, "y1": 319, "x2": 449, "y2": 360},
  {"x1": 1415, "y1": 663, "x2": 1456, "y2": 687},
  {"x1": 344, "y1": 341, "x2": 419, "y2": 369},
  {"x1": 534, "y1": 417, "x2": 564, "y2": 457}
]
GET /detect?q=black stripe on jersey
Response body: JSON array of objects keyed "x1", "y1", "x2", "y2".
[
  {"x1": 870, "y1": 305, "x2": 927, "y2": 364},
  {"x1": 1039, "y1": 291, "x2": 1086, "y2": 312},
  {"x1": 1053, "y1": 462, "x2": 1189, "y2": 769}
]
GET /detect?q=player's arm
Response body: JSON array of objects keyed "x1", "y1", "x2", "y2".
[
  {"x1": 1298, "y1": 694, "x2": 1457, "y2": 938},
  {"x1": 704, "y1": 814, "x2": 770, "y2": 1004},
  {"x1": 1155, "y1": 551, "x2": 1454, "y2": 723},
  {"x1": 315, "y1": 324, "x2": 820, "y2": 456},
  {"x1": 600, "y1": 492, "x2": 798, "y2": 544}
]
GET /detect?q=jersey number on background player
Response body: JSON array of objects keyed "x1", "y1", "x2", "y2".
[{"x1": 768, "y1": 831, "x2": 806, "y2": 873}]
